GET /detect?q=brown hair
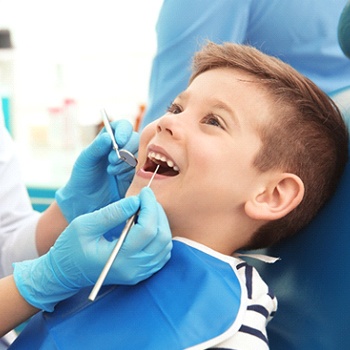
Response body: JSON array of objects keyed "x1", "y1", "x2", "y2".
[{"x1": 190, "y1": 42, "x2": 349, "y2": 249}]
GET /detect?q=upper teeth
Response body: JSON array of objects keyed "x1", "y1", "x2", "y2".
[{"x1": 148, "y1": 151, "x2": 180, "y2": 172}]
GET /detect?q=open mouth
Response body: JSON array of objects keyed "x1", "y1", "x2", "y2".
[{"x1": 144, "y1": 151, "x2": 180, "y2": 176}]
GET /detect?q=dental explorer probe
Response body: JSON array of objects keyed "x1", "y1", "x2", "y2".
[
  {"x1": 101, "y1": 108, "x2": 138, "y2": 168},
  {"x1": 88, "y1": 164, "x2": 160, "y2": 301}
]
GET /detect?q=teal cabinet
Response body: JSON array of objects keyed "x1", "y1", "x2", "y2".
[{"x1": 27, "y1": 187, "x2": 57, "y2": 212}]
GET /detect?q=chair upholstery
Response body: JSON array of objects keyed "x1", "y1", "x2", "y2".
[
  {"x1": 338, "y1": 0, "x2": 350, "y2": 59},
  {"x1": 253, "y1": 86, "x2": 350, "y2": 349}
]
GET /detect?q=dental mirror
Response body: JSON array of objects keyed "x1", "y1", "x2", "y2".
[{"x1": 101, "y1": 109, "x2": 138, "y2": 168}]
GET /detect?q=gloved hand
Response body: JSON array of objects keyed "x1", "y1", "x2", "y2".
[
  {"x1": 14, "y1": 188, "x2": 172, "y2": 312},
  {"x1": 56, "y1": 119, "x2": 139, "y2": 223},
  {"x1": 106, "y1": 122, "x2": 138, "y2": 179}
]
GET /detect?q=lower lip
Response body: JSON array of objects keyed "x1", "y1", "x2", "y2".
[{"x1": 136, "y1": 168, "x2": 163, "y2": 180}]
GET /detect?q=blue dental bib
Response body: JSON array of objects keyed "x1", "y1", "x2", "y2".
[{"x1": 10, "y1": 239, "x2": 246, "y2": 349}]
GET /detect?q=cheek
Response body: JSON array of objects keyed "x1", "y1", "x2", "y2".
[
  {"x1": 137, "y1": 125, "x2": 155, "y2": 160},
  {"x1": 189, "y1": 142, "x2": 216, "y2": 169},
  {"x1": 191, "y1": 147, "x2": 230, "y2": 178}
]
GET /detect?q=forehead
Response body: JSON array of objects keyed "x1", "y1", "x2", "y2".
[
  {"x1": 185, "y1": 68, "x2": 274, "y2": 128},
  {"x1": 189, "y1": 67, "x2": 264, "y2": 93}
]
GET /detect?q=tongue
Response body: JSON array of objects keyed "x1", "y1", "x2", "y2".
[
  {"x1": 157, "y1": 163, "x2": 179, "y2": 176},
  {"x1": 144, "y1": 158, "x2": 179, "y2": 176}
]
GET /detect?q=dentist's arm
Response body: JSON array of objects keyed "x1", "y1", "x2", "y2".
[
  {"x1": 1, "y1": 189, "x2": 172, "y2": 336},
  {"x1": 36, "y1": 120, "x2": 139, "y2": 255},
  {"x1": 35, "y1": 201, "x2": 68, "y2": 256},
  {"x1": 0, "y1": 275, "x2": 39, "y2": 336}
]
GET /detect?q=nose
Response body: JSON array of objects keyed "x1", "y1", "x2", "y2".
[
  {"x1": 157, "y1": 119, "x2": 173, "y2": 136},
  {"x1": 156, "y1": 114, "x2": 182, "y2": 139}
]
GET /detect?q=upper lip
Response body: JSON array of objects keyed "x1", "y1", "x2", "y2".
[{"x1": 146, "y1": 145, "x2": 180, "y2": 172}]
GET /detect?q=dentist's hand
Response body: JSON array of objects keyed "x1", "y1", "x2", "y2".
[
  {"x1": 56, "y1": 119, "x2": 139, "y2": 223},
  {"x1": 14, "y1": 188, "x2": 172, "y2": 312}
]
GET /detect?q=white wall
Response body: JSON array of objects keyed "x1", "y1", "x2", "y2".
[
  {"x1": 0, "y1": 0, "x2": 162, "y2": 138},
  {"x1": 0, "y1": 0, "x2": 163, "y2": 188}
]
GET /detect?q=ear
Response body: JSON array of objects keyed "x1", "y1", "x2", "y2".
[{"x1": 245, "y1": 173, "x2": 305, "y2": 221}]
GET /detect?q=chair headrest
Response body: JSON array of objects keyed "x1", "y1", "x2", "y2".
[
  {"x1": 330, "y1": 86, "x2": 350, "y2": 128},
  {"x1": 338, "y1": 1, "x2": 350, "y2": 58}
]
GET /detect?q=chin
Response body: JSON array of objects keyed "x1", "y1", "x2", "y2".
[{"x1": 125, "y1": 182, "x2": 140, "y2": 197}]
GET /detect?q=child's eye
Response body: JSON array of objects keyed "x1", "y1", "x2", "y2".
[
  {"x1": 167, "y1": 103, "x2": 182, "y2": 114},
  {"x1": 202, "y1": 114, "x2": 224, "y2": 129}
]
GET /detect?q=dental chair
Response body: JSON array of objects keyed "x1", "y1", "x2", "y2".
[{"x1": 254, "y1": 86, "x2": 350, "y2": 349}]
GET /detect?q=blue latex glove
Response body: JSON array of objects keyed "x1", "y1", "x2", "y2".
[
  {"x1": 56, "y1": 119, "x2": 139, "y2": 223},
  {"x1": 13, "y1": 188, "x2": 172, "y2": 312},
  {"x1": 107, "y1": 122, "x2": 138, "y2": 178}
]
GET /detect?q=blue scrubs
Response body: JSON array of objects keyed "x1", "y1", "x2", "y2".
[{"x1": 141, "y1": 0, "x2": 350, "y2": 129}]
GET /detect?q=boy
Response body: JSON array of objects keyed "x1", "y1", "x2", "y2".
[{"x1": 10, "y1": 43, "x2": 348, "y2": 349}]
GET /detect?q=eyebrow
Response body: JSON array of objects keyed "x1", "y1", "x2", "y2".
[
  {"x1": 212, "y1": 101, "x2": 240, "y2": 128},
  {"x1": 176, "y1": 91, "x2": 240, "y2": 128},
  {"x1": 176, "y1": 91, "x2": 188, "y2": 101}
]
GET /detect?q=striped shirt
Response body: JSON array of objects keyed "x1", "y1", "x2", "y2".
[{"x1": 208, "y1": 259, "x2": 277, "y2": 350}]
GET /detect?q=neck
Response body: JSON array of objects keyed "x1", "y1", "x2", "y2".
[{"x1": 169, "y1": 211, "x2": 258, "y2": 255}]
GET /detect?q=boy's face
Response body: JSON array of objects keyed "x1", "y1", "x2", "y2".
[{"x1": 127, "y1": 68, "x2": 274, "y2": 244}]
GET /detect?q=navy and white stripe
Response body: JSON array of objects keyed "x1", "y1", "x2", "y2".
[{"x1": 209, "y1": 260, "x2": 277, "y2": 349}]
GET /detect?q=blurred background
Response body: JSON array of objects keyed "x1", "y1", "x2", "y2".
[{"x1": 0, "y1": 0, "x2": 162, "y2": 201}]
